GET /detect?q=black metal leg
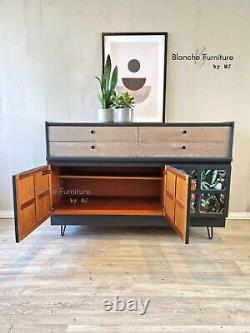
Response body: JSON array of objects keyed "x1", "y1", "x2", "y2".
[
  {"x1": 61, "y1": 225, "x2": 66, "y2": 237},
  {"x1": 207, "y1": 226, "x2": 213, "y2": 239}
]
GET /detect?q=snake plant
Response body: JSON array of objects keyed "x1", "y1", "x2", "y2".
[{"x1": 95, "y1": 54, "x2": 118, "y2": 109}]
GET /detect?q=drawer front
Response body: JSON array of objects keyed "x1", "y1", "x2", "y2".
[
  {"x1": 48, "y1": 126, "x2": 138, "y2": 142},
  {"x1": 139, "y1": 126, "x2": 231, "y2": 143},
  {"x1": 49, "y1": 142, "x2": 138, "y2": 157},
  {"x1": 139, "y1": 142, "x2": 229, "y2": 158}
]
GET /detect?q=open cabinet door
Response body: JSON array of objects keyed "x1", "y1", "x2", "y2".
[
  {"x1": 163, "y1": 166, "x2": 191, "y2": 244},
  {"x1": 13, "y1": 165, "x2": 51, "y2": 242}
]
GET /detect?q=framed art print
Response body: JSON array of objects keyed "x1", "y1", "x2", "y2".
[{"x1": 102, "y1": 32, "x2": 168, "y2": 122}]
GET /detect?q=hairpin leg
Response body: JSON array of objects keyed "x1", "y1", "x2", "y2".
[
  {"x1": 61, "y1": 225, "x2": 66, "y2": 237},
  {"x1": 207, "y1": 226, "x2": 213, "y2": 239}
]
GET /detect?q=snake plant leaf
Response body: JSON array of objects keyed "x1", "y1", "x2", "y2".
[
  {"x1": 95, "y1": 76, "x2": 104, "y2": 94},
  {"x1": 104, "y1": 54, "x2": 111, "y2": 91},
  {"x1": 110, "y1": 65, "x2": 118, "y2": 93},
  {"x1": 98, "y1": 94, "x2": 103, "y2": 107},
  {"x1": 102, "y1": 75, "x2": 107, "y2": 91},
  {"x1": 95, "y1": 76, "x2": 101, "y2": 84},
  {"x1": 103, "y1": 90, "x2": 109, "y2": 108}
]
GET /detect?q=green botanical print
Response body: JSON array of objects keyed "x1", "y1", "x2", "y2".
[
  {"x1": 201, "y1": 170, "x2": 226, "y2": 190},
  {"x1": 200, "y1": 193, "x2": 225, "y2": 214}
]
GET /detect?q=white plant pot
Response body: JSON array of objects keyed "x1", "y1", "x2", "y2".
[
  {"x1": 98, "y1": 108, "x2": 113, "y2": 123},
  {"x1": 113, "y1": 108, "x2": 133, "y2": 123}
]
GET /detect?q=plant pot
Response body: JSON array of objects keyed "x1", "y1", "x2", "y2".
[
  {"x1": 98, "y1": 108, "x2": 113, "y2": 123},
  {"x1": 113, "y1": 108, "x2": 133, "y2": 123}
]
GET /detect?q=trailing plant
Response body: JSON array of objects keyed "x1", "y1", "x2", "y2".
[
  {"x1": 95, "y1": 54, "x2": 118, "y2": 109},
  {"x1": 111, "y1": 92, "x2": 135, "y2": 109}
]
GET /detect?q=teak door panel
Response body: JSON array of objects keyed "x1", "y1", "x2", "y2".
[
  {"x1": 34, "y1": 169, "x2": 51, "y2": 223},
  {"x1": 13, "y1": 165, "x2": 51, "y2": 242},
  {"x1": 164, "y1": 166, "x2": 190, "y2": 244}
]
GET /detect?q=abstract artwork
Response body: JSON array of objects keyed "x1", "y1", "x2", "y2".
[{"x1": 102, "y1": 33, "x2": 167, "y2": 122}]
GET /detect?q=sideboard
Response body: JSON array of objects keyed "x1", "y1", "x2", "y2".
[{"x1": 13, "y1": 122, "x2": 234, "y2": 244}]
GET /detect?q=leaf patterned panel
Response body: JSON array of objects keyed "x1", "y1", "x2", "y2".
[
  {"x1": 200, "y1": 193, "x2": 225, "y2": 214},
  {"x1": 201, "y1": 169, "x2": 226, "y2": 191}
]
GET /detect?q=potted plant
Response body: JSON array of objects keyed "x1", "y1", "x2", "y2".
[
  {"x1": 95, "y1": 54, "x2": 118, "y2": 122},
  {"x1": 111, "y1": 92, "x2": 135, "y2": 123}
]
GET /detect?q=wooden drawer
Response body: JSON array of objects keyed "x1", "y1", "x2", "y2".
[
  {"x1": 48, "y1": 126, "x2": 138, "y2": 142},
  {"x1": 139, "y1": 126, "x2": 231, "y2": 143},
  {"x1": 139, "y1": 142, "x2": 229, "y2": 158},
  {"x1": 49, "y1": 142, "x2": 138, "y2": 157}
]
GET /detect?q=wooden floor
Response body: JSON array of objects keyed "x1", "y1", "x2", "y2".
[{"x1": 0, "y1": 219, "x2": 250, "y2": 333}]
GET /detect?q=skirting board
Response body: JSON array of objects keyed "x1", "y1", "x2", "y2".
[
  {"x1": 227, "y1": 212, "x2": 250, "y2": 220},
  {"x1": 0, "y1": 210, "x2": 250, "y2": 220},
  {"x1": 0, "y1": 211, "x2": 14, "y2": 219}
]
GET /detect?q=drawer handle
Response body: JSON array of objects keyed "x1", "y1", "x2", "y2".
[
  {"x1": 90, "y1": 129, "x2": 96, "y2": 134},
  {"x1": 91, "y1": 145, "x2": 96, "y2": 150},
  {"x1": 181, "y1": 145, "x2": 186, "y2": 150},
  {"x1": 182, "y1": 129, "x2": 187, "y2": 134}
]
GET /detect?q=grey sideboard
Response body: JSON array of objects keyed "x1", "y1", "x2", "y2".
[{"x1": 13, "y1": 122, "x2": 234, "y2": 243}]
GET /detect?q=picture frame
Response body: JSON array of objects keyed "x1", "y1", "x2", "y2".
[{"x1": 102, "y1": 32, "x2": 168, "y2": 123}]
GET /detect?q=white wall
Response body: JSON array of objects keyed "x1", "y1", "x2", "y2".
[{"x1": 0, "y1": 0, "x2": 250, "y2": 212}]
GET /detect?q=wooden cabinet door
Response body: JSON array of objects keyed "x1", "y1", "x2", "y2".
[
  {"x1": 13, "y1": 165, "x2": 51, "y2": 242},
  {"x1": 163, "y1": 166, "x2": 191, "y2": 244}
]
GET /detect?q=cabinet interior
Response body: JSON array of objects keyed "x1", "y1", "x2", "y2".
[{"x1": 51, "y1": 166, "x2": 165, "y2": 215}]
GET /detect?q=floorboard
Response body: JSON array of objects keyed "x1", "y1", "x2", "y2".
[{"x1": 0, "y1": 218, "x2": 250, "y2": 332}]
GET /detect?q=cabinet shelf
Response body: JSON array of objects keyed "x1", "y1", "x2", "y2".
[
  {"x1": 59, "y1": 175, "x2": 162, "y2": 180},
  {"x1": 52, "y1": 196, "x2": 163, "y2": 216}
]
